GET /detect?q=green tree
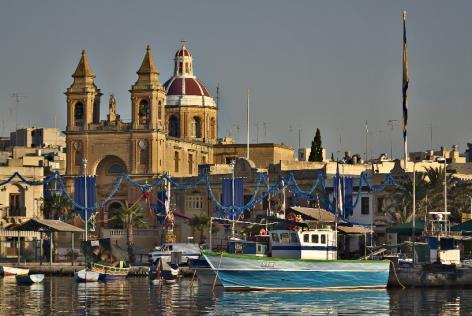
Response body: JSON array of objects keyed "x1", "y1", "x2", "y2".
[
  {"x1": 308, "y1": 128, "x2": 323, "y2": 162},
  {"x1": 41, "y1": 193, "x2": 72, "y2": 220},
  {"x1": 384, "y1": 166, "x2": 470, "y2": 224},
  {"x1": 110, "y1": 204, "x2": 148, "y2": 263},
  {"x1": 189, "y1": 215, "x2": 211, "y2": 244}
]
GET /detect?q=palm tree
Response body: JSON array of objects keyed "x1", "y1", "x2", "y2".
[
  {"x1": 189, "y1": 215, "x2": 210, "y2": 244},
  {"x1": 110, "y1": 203, "x2": 148, "y2": 263},
  {"x1": 41, "y1": 193, "x2": 72, "y2": 220},
  {"x1": 384, "y1": 166, "x2": 471, "y2": 224}
]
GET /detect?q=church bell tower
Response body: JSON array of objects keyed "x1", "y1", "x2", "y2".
[{"x1": 65, "y1": 50, "x2": 102, "y2": 131}]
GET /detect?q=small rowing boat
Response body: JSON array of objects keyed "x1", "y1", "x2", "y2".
[
  {"x1": 91, "y1": 261, "x2": 130, "y2": 280},
  {"x1": 74, "y1": 269, "x2": 100, "y2": 282},
  {"x1": 16, "y1": 274, "x2": 45, "y2": 285},
  {"x1": 1, "y1": 266, "x2": 30, "y2": 276}
]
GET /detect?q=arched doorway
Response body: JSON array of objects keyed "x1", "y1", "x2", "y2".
[{"x1": 94, "y1": 156, "x2": 128, "y2": 228}]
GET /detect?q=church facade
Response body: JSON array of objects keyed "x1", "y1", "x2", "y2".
[{"x1": 64, "y1": 45, "x2": 219, "y2": 220}]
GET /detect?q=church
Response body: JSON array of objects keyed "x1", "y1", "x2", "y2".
[{"x1": 64, "y1": 44, "x2": 294, "y2": 226}]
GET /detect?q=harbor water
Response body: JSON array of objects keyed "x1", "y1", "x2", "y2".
[{"x1": 1, "y1": 276, "x2": 471, "y2": 315}]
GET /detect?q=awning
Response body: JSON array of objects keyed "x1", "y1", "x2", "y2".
[
  {"x1": 13, "y1": 218, "x2": 85, "y2": 232},
  {"x1": 290, "y1": 206, "x2": 339, "y2": 223},
  {"x1": 452, "y1": 220, "x2": 472, "y2": 234},
  {"x1": 386, "y1": 220, "x2": 425, "y2": 236},
  {"x1": 338, "y1": 225, "x2": 372, "y2": 235}
]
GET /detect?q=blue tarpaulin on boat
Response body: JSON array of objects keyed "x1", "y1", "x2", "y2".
[{"x1": 74, "y1": 176, "x2": 96, "y2": 220}]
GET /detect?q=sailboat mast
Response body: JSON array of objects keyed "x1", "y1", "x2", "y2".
[{"x1": 246, "y1": 89, "x2": 250, "y2": 160}]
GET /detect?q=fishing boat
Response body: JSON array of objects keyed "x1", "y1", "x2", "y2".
[
  {"x1": 203, "y1": 228, "x2": 390, "y2": 291},
  {"x1": 1, "y1": 266, "x2": 29, "y2": 276},
  {"x1": 74, "y1": 269, "x2": 100, "y2": 282},
  {"x1": 16, "y1": 274, "x2": 45, "y2": 285},
  {"x1": 91, "y1": 261, "x2": 130, "y2": 280}
]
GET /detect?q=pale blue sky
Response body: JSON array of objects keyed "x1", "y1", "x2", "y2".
[{"x1": 0, "y1": 1, "x2": 471, "y2": 159}]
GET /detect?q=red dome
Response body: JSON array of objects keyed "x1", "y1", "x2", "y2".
[
  {"x1": 175, "y1": 47, "x2": 192, "y2": 57},
  {"x1": 164, "y1": 77, "x2": 210, "y2": 97}
]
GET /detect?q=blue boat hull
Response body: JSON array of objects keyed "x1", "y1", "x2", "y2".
[
  {"x1": 217, "y1": 270, "x2": 388, "y2": 290},
  {"x1": 203, "y1": 253, "x2": 390, "y2": 290},
  {"x1": 98, "y1": 273, "x2": 128, "y2": 280}
]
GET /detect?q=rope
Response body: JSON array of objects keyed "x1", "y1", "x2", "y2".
[{"x1": 390, "y1": 260, "x2": 406, "y2": 289}]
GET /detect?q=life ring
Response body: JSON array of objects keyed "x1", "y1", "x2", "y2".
[{"x1": 259, "y1": 228, "x2": 267, "y2": 235}]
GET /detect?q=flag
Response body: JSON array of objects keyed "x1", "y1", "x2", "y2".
[{"x1": 402, "y1": 11, "x2": 409, "y2": 142}]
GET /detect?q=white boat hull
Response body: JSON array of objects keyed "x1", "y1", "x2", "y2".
[
  {"x1": 75, "y1": 269, "x2": 100, "y2": 282},
  {"x1": 2, "y1": 266, "x2": 29, "y2": 276}
]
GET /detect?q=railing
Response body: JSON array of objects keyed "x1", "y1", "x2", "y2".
[
  {"x1": 102, "y1": 229, "x2": 160, "y2": 238},
  {"x1": 0, "y1": 229, "x2": 41, "y2": 238}
]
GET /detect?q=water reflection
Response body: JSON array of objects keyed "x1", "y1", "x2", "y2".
[{"x1": 1, "y1": 277, "x2": 472, "y2": 315}]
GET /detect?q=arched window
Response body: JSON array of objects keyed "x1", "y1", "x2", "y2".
[
  {"x1": 191, "y1": 117, "x2": 202, "y2": 138},
  {"x1": 139, "y1": 99, "x2": 150, "y2": 125},
  {"x1": 74, "y1": 102, "x2": 84, "y2": 127},
  {"x1": 210, "y1": 117, "x2": 216, "y2": 139},
  {"x1": 169, "y1": 116, "x2": 179, "y2": 137},
  {"x1": 108, "y1": 163, "x2": 124, "y2": 175}
]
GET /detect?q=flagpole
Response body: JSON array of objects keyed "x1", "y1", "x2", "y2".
[{"x1": 402, "y1": 10, "x2": 409, "y2": 170}]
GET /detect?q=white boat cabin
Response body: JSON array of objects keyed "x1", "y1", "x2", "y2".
[{"x1": 269, "y1": 229, "x2": 337, "y2": 260}]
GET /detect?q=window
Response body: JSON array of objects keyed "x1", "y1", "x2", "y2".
[
  {"x1": 202, "y1": 155, "x2": 207, "y2": 164},
  {"x1": 74, "y1": 151, "x2": 83, "y2": 166},
  {"x1": 303, "y1": 234, "x2": 309, "y2": 243},
  {"x1": 188, "y1": 154, "x2": 193, "y2": 174},
  {"x1": 9, "y1": 193, "x2": 24, "y2": 216},
  {"x1": 271, "y1": 233, "x2": 280, "y2": 243},
  {"x1": 185, "y1": 195, "x2": 203, "y2": 211},
  {"x1": 140, "y1": 149, "x2": 148, "y2": 165},
  {"x1": 158, "y1": 101, "x2": 162, "y2": 120},
  {"x1": 311, "y1": 234, "x2": 319, "y2": 244},
  {"x1": 191, "y1": 117, "x2": 202, "y2": 138},
  {"x1": 169, "y1": 116, "x2": 179, "y2": 137},
  {"x1": 320, "y1": 234, "x2": 326, "y2": 244},
  {"x1": 361, "y1": 197, "x2": 370, "y2": 215},
  {"x1": 174, "y1": 151, "x2": 179, "y2": 172},
  {"x1": 377, "y1": 197, "x2": 384, "y2": 214},
  {"x1": 280, "y1": 232, "x2": 290, "y2": 243},
  {"x1": 108, "y1": 164, "x2": 124, "y2": 175},
  {"x1": 225, "y1": 157, "x2": 237, "y2": 164},
  {"x1": 74, "y1": 102, "x2": 84, "y2": 127},
  {"x1": 179, "y1": 62, "x2": 183, "y2": 74},
  {"x1": 139, "y1": 100, "x2": 150, "y2": 125},
  {"x1": 290, "y1": 232, "x2": 298, "y2": 243}
]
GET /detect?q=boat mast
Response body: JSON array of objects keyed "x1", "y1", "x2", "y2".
[
  {"x1": 412, "y1": 162, "x2": 416, "y2": 265},
  {"x1": 246, "y1": 88, "x2": 250, "y2": 160}
]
